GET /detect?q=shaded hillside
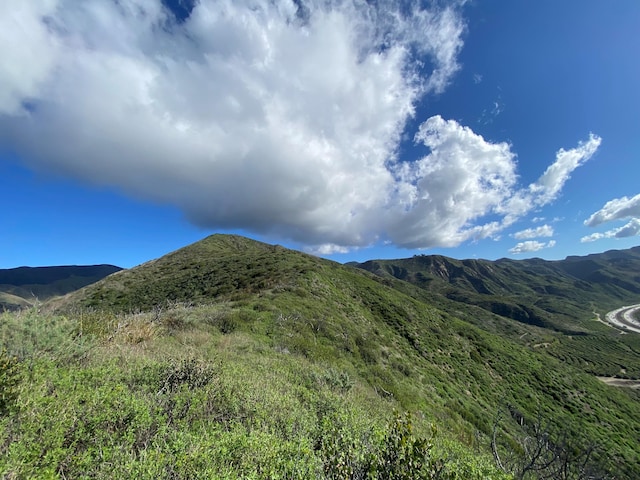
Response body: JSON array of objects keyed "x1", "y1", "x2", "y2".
[
  {"x1": 50, "y1": 234, "x2": 640, "y2": 478},
  {"x1": 0, "y1": 291, "x2": 32, "y2": 311},
  {"x1": 0, "y1": 264, "x2": 122, "y2": 310}
]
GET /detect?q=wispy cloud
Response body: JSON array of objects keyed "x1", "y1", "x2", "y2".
[
  {"x1": 513, "y1": 225, "x2": 554, "y2": 240},
  {"x1": 509, "y1": 240, "x2": 556, "y2": 255},
  {"x1": 0, "y1": 0, "x2": 600, "y2": 253},
  {"x1": 479, "y1": 99, "x2": 503, "y2": 124},
  {"x1": 500, "y1": 135, "x2": 601, "y2": 221}
]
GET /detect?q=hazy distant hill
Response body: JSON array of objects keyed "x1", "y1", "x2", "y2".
[{"x1": 0, "y1": 264, "x2": 122, "y2": 310}]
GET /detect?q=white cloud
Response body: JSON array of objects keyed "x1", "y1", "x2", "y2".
[
  {"x1": 528, "y1": 134, "x2": 601, "y2": 204},
  {"x1": 509, "y1": 240, "x2": 556, "y2": 255},
  {"x1": 580, "y1": 232, "x2": 605, "y2": 243},
  {"x1": 0, "y1": 0, "x2": 467, "y2": 248},
  {"x1": 500, "y1": 134, "x2": 601, "y2": 222},
  {"x1": 614, "y1": 218, "x2": 640, "y2": 238},
  {"x1": 305, "y1": 243, "x2": 351, "y2": 255},
  {"x1": 0, "y1": 0, "x2": 60, "y2": 114},
  {"x1": 584, "y1": 193, "x2": 640, "y2": 227},
  {"x1": 513, "y1": 224, "x2": 554, "y2": 240},
  {"x1": 581, "y1": 218, "x2": 640, "y2": 243},
  {"x1": 0, "y1": 0, "x2": 600, "y2": 252},
  {"x1": 581, "y1": 193, "x2": 640, "y2": 243},
  {"x1": 387, "y1": 115, "x2": 518, "y2": 248}
]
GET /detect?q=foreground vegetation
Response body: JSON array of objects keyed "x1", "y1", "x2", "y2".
[
  {"x1": 2, "y1": 235, "x2": 639, "y2": 478},
  {"x1": 1, "y1": 308, "x2": 507, "y2": 479}
]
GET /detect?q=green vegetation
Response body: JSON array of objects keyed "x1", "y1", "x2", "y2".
[
  {"x1": 0, "y1": 292, "x2": 31, "y2": 311},
  {"x1": 356, "y1": 249, "x2": 640, "y2": 378},
  {"x1": 2, "y1": 235, "x2": 639, "y2": 478},
  {"x1": 1, "y1": 308, "x2": 505, "y2": 479}
]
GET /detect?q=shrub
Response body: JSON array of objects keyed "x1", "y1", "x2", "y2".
[
  {"x1": 375, "y1": 411, "x2": 443, "y2": 480},
  {"x1": 0, "y1": 349, "x2": 20, "y2": 415},
  {"x1": 0, "y1": 310, "x2": 94, "y2": 363},
  {"x1": 157, "y1": 358, "x2": 216, "y2": 395}
]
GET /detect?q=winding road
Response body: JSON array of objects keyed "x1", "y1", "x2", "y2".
[
  {"x1": 595, "y1": 305, "x2": 640, "y2": 389},
  {"x1": 604, "y1": 304, "x2": 640, "y2": 334}
]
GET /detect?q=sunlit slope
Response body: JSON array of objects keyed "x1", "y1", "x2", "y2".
[
  {"x1": 354, "y1": 247, "x2": 640, "y2": 381},
  {"x1": 52, "y1": 234, "x2": 640, "y2": 477}
]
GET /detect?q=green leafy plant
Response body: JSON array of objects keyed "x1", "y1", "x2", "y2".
[
  {"x1": 375, "y1": 411, "x2": 443, "y2": 480},
  {"x1": 0, "y1": 348, "x2": 20, "y2": 415}
]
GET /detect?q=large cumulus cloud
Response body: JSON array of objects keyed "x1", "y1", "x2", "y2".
[{"x1": 0, "y1": 0, "x2": 600, "y2": 252}]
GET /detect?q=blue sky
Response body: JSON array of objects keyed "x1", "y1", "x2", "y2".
[{"x1": 1, "y1": 0, "x2": 639, "y2": 269}]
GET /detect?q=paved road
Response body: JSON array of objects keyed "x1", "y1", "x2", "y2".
[
  {"x1": 597, "y1": 377, "x2": 640, "y2": 389},
  {"x1": 604, "y1": 304, "x2": 640, "y2": 333}
]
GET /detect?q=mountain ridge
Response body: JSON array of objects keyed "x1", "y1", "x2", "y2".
[
  {"x1": 0, "y1": 264, "x2": 122, "y2": 310},
  {"x1": 355, "y1": 245, "x2": 640, "y2": 332}
]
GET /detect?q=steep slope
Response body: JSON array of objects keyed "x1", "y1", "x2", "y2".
[
  {"x1": 53, "y1": 234, "x2": 640, "y2": 477},
  {"x1": 355, "y1": 247, "x2": 640, "y2": 384},
  {"x1": 0, "y1": 264, "x2": 122, "y2": 310}
]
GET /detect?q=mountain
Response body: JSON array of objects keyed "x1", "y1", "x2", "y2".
[
  {"x1": 355, "y1": 247, "x2": 640, "y2": 332},
  {"x1": 0, "y1": 264, "x2": 122, "y2": 310},
  {"x1": 44, "y1": 234, "x2": 640, "y2": 478},
  {"x1": 354, "y1": 247, "x2": 640, "y2": 386}
]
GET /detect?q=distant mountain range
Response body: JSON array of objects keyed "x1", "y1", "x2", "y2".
[
  {"x1": 0, "y1": 264, "x2": 122, "y2": 310},
  {"x1": 354, "y1": 246, "x2": 640, "y2": 333}
]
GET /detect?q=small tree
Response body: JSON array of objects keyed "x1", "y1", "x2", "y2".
[{"x1": 375, "y1": 411, "x2": 443, "y2": 480}]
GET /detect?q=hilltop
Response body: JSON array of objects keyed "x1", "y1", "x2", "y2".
[{"x1": 2, "y1": 235, "x2": 639, "y2": 478}]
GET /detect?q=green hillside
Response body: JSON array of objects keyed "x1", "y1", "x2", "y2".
[
  {"x1": 2, "y1": 235, "x2": 639, "y2": 478},
  {"x1": 356, "y1": 249, "x2": 640, "y2": 380},
  {"x1": 0, "y1": 291, "x2": 31, "y2": 310}
]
